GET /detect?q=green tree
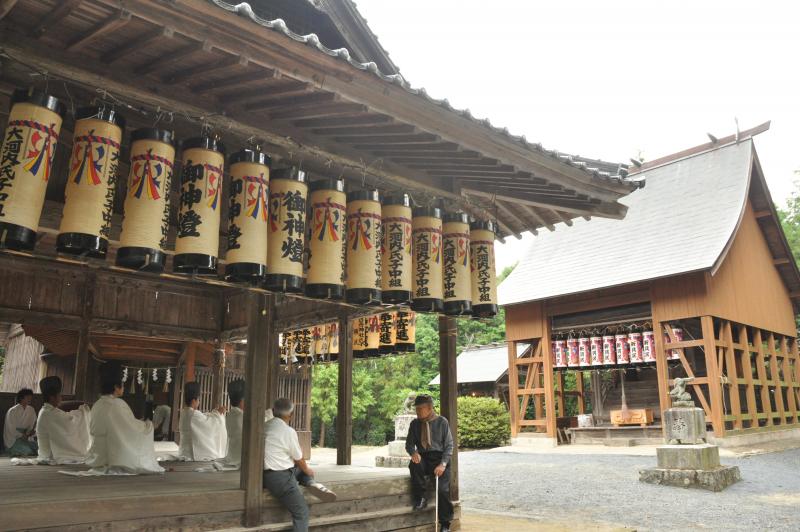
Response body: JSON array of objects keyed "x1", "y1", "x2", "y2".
[
  {"x1": 777, "y1": 176, "x2": 800, "y2": 264},
  {"x1": 310, "y1": 363, "x2": 375, "y2": 447}
]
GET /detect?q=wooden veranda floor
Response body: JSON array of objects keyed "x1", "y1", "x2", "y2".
[{"x1": 0, "y1": 459, "x2": 439, "y2": 531}]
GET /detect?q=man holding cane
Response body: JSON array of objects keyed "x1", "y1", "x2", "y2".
[{"x1": 406, "y1": 394, "x2": 454, "y2": 532}]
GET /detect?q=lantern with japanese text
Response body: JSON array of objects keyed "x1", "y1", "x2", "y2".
[
  {"x1": 566, "y1": 336, "x2": 580, "y2": 368},
  {"x1": 352, "y1": 317, "x2": 367, "y2": 358},
  {"x1": 57, "y1": 106, "x2": 125, "y2": 258},
  {"x1": 411, "y1": 207, "x2": 444, "y2": 312},
  {"x1": 265, "y1": 167, "x2": 307, "y2": 292},
  {"x1": 590, "y1": 333, "x2": 604, "y2": 367},
  {"x1": 346, "y1": 190, "x2": 382, "y2": 304},
  {"x1": 379, "y1": 311, "x2": 397, "y2": 354},
  {"x1": 442, "y1": 212, "x2": 472, "y2": 316},
  {"x1": 469, "y1": 220, "x2": 498, "y2": 318},
  {"x1": 615, "y1": 332, "x2": 630, "y2": 365},
  {"x1": 0, "y1": 88, "x2": 66, "y2": 250},
  {"x1": 306, "y1": 178, "x2": 346, "y2": 299},
  {"x1": 328, "y1": 322, "x2": 340, "y2": 356},
  {"x1": 602, "y1": 332, "x2": 617, "y2": 366},
  {"x1": 395, "y1": 310, "x2": 416, "y2": 352},
  {"x1": 642, "y1": 329, "x2": 657, "y2": 364},
  {"x1": 629, "y1": 330, "x2": 644, "y2": 364},
  {"x1": 578, "y1": 335, "x2": 592, "y2": 367},
  {"x1": 117, "y1": 128, "x2": 176, "y2": 272},
  {"x1": 553, "y1": 337, "x2": 567, "y2": 369},
  {"x1": 365, "y1": 314, "x2": 381, "y2": 357},
  {"x1": 173, "y1": 136, "x2": 225, "y2": 274},
  {"x1": 225, "y1": 148, "x2": 270, "y2": 283},
  {"x1": 381, "y1": 193, "x2": 413, "y2": 305}
]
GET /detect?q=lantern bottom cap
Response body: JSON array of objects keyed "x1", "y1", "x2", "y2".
[
  {"x1": 173, "y1": 253, "x2": 218, "y2": 275},
  {"x1": 382, "y1": 290, "x2": 412, "y2": 305},
  {"x1": 394, "y1": 343, "x2": 415, "y2": 352},
  {"x1": 410, "y1": 297, "x2": 444, "y2": 313},
  {"x1": 306, "y1": 283, "x2": 345, "y2": 300},
  {"x1": 0, "y1": 222, "x2": 36, "y2": 251},
  {"x1": 264, "y1": 273, "x2": 304, "y2": 293},
  {"x1": 56, "y1": 232, "x2": 108, "y2": 259},
  {"x1": 345, "y1": 288, "x2": 382, "y2": 306},
  {"x1": 355, "y1": 348, "x2": 380, "y2": 359},
  {"x1": 116, "y1": 246, "x2": 166, "y2": 272},
  {"x1": 471, "y1": 303, "x2": 498, "y2": 318},
  {"x1": 225, "y1": 262, "x2": 267, "y2": 284},
  {"x1": 444, "y1": 300, "x2": 473, "y2": 316}
]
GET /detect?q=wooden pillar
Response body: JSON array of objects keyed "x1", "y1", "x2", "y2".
[
  {"x1": 555, "y1": 372, "x2": 565, "y2": 417},
  {"x1": 438, "y1": 315, "x2": 459, "y2": 501},
  {"x1": 652, "y1": 320, "x2": 672, "y2": 426},
  {"x1": 72, "y1": 273, "x2": 95, "y2": 401},
  {"x1": 576, "y1": 371, "x2": 586, "y2": 415},
  {"x1": 211, "y1": 343, "x2": 226, "y2": 408},
  {"x1": 240, "y1": 292, "x2": 273, "y2": 527},
  {"x1": 542, "y1": 314, "x2": 557, "y2": 439},
  {"x1": 336, "y1": 315, "x2": 353, "y2": 466},
  {"x1": 506, "y1": 340, "x2": 520, "y2": 436},
  {"x1": 701, "y1": 316, "x2": 725, "y2": 437},
  {"x1": 184, "y1": 343, "x2": 196, "y2": 383},
  {"x1": 590, "y1": 371, "x2": 603, "y2": 420}
]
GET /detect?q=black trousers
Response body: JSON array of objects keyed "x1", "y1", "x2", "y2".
[{"x1": 409, "y1": 451, "x2": 454, "y2": 524}]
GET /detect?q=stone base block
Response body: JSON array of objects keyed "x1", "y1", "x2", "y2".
[
  {"x1": 375, "y1": 455, "x2": 410, "y2": 468},
  {"x1": 388, "y1": 440, "x2": 408, "y2": 457},
  {"x1": 657, "y1": 444, "x2": 720, "y2": 470},
  {"x1": 639, "y1": 465, "x2": 741, "y2": 491}
]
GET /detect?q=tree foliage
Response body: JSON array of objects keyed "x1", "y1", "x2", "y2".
[{"x1": 777, "y1": 176, "x2": 800, "y2": 265}]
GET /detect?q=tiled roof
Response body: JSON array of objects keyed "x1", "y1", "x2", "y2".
[
  {"x1": 499, "y1": 140, "x2": 755, "y2": 306},
  {"x1": 210, "y1": 1, "x2": 636, "y2": 188},
  {"x1": 430, "y1": 343, "x2": 525, "y2": 385}
]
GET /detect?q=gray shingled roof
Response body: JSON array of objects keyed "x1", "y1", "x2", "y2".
[
  {"x1": 499, "y1": 140, "x2": 755, "y2": 306},
  {"x1": 430, "y1": 343, "x2": 525, "y2": 385}
]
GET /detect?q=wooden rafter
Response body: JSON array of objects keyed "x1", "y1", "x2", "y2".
[
  {"x1": 66, "y1": 8, "x2": 132, "y2": 51},
  {"x1": 493, "y1": 200, "x2": 527, "y2": 238},
  {"x1": 103, "y1": 25, "x2": 174, "y2": 64},
  {"x1": 162, "y1": 53, "x2": 243, "y2": 84},
  {"x1": 463, "y1": 188, "x2": 617, "y2": 218},
  {"x1": 29, "y1": 0, "x2": 83, "y2": 38},
  {"x1": 190, "y1": 69, "x2": 276, "y2": 94},
  {"x1": 244, "y1": 91, "x2": 336, "y2": 111}
]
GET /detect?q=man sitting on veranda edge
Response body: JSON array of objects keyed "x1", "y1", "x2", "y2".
[
  {"x1": 263, "y1": 397, "x2": 337, "y2": 532},
  {"x1": 406, "y1": 394, "x2": 454, "y2": 532}
]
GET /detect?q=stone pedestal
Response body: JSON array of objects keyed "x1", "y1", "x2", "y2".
[
  {"x1": 376, "y1": 414, "x2": 416, "y2": 468},
  {"x1": 640, "y1": 407, "x2": 740, "y2": 491}
]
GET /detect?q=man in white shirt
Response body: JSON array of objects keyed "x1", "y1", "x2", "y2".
[
  {"x1": 263, "y1": 397, "x2": 336, "y2": 532},
  {"x1": 178, "y1": 381, "x2": 227, "y2": 461},
  {"x1": 3, "y1": 388, "x2": 37, "y2": 456},
  {"x1": 36, "y1": 376, "x2": 91, "y2": 464}
]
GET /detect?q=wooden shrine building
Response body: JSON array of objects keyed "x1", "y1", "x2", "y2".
[
  {"x1": 0, "y1": 0, "x2": 639, "y2": 529},
  {"x1": 500, "y1": 125, "x2": 800, "y2": 445}
]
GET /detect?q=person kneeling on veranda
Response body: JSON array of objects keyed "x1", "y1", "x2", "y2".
[
  {"x1": 263, "y1": 397, "x2": 337, "y2": 532},
  {"x1": 406, "y1": 394, "x2": 454, "y2": 532}
]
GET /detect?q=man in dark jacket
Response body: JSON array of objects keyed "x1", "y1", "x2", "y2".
[{"x1": 405, "y1": 394, "x2": 454, "y2": 532}]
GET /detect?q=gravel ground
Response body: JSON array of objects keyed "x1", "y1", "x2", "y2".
[{"x1": 459, "y1": 448, "x2": 800, "y2": 531}]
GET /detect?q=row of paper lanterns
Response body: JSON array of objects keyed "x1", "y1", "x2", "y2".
[
  {"x1": 552, "y1": 327, "x2": 684, "y2": 370},
  {"x1": 280, "y1": 310, "x2": 417, "y2": 361},
  {"x1": 0, "y1": 88, "x2": 498, "y2": 316}
]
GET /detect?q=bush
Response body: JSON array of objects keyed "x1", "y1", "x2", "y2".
[{"x1": 456, "y1": 396, "x2": 510, "y2": 448}]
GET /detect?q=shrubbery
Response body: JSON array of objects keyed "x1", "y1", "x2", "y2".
[{"x1": 456, "y1": 396, "x2": 510, "y2": 448}]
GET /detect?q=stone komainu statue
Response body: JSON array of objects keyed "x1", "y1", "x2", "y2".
[
  {"x1": 401, "y1": 393, "x2": 417, "y2": 415},
  {"x1": 669, "y1": 377, "x2": 694, "y2": 406}
]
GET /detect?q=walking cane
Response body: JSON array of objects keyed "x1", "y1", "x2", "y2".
[{"x1": 434, "y1": 473, "x2": 439, "y2": 532}]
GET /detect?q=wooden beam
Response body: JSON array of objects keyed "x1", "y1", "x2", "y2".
[
  {"x1": 780, "y1": 336, "x2": 797, "y2": 423},
  {"x1": 134, "y1": 41, "x2": 205, "y2": 76},
  {"x1": 72, "y1": 273, "x2": 96, "y2": 402},
  {"x1": 293, "y1": 114, "x2": 392, "y2": 129},
  {"x1": 507, "y1": 341, "x2": 520, "y2": 436},
  {"x1": 190, "y1": 69, "x2": 276, "y2": 94},
  {"x1": 462, "y1": 187, "x2": 621, "y2": 219},
  {"x1": 438, "y1": 315, "x2": 459, "y2": 501},
  {"x1": 739, "y1": 326, "x2": 759, "y2": 429},
  {"x1": 102, "y1": 25, "x2": 174, "y2": 64},
  {"x1": 310, "y1": 124, "x2": 415, "y2": 136},
  {"x1": 0, "y1": 0, "x2": 18, "y2": 21},
  {"x1": 543, "y1": 318, "x2": 557, "y2": 438},
  {"x1": 354, "y1": 142, "x2": 459, "y2": 152},
  {"x1": 270, "y1": 102, "x2": 367, "y2": 121},
  {"x1": 722, "y1": 321, "x2": 743, "y2": 430},
  {"x1": 66, "y1": 8, "x2": 131, "y2": 51},
  {"x1": 240, "y1": 292, "x2": 272, "y2": 527},
  {"x1": 29, "y1": 0, "x2": 83, "y2": 38},
  {"x1": 652, "y1": 321, "x2": 671, "y2": 427},
  {"x1": 334, "y1": 133, "x2": 439, "y2": 145},
  {"x1": 767, "y1": 333, "x2": 786, "y2": 424},
  {"x1": 521, "y1": 204, "x2": 555, "y2": 232},
  {"x1": 701, "y1": 316, "x2": 725, "y2": 437},
  {"x1": 551, "y1": 209, "x2": 574, "y2": 227},
  {"x1": 220, "y1": 82, "x2": 309, "y2": 105},
  {"x1": 336, "y1": 315, "x2": 354, "y2": 465},
  {"x1": 773, "y1": 257, "x2": 791, "y2": 266},
  {"x1": 492, "y1": 200, "x2": 525, "y2": 239},
  {"x1": 184, "y1": 343, "x2": 196, "y2": 383},
  {"x1": 754, "y1": 210, "x2": 772, "y2": 219},
  {"x1": 243, "y1": 91, "x2": 336, "y2": 111},
  {"x1": 753, "y1": 329, "x2": 773, "y2": 427},
  {"x1": 163, "y1": 54, "x2": 241, "y2": 85}
]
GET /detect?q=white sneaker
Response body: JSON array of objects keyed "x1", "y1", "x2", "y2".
[{"x1": 306, "y1": 481, "x2": 337, "y2": 502}]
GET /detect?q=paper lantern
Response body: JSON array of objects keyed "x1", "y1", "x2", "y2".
[
  {"x1": 225, "y1": 148, "x2": 270, "y2": 283},
  {"x1": 306, "y1": 178, "x2": 346, "y2": 299},
  {"x1": 265, "y1": 167, "x2": 308, "y2": 292},
  {"x1": 381, "y1": 194, "x2": 413, "y2": 305},
  {"x1": 173, "y1": 136, "x2": 225, "y2": 274},
  {"x1": 0, "y1": 88, "x2": 66, "y2": 250},
  {"x1": 57, "y1": 106, "x2": 125, "y2": 258},
  {"x1": 328, "y1": 322, "x2": 340, "y2": 356},
  {"x1": 578, "y1": 336, "x2": 592, "y2": 367},
  {"x1": 615, "y1": 333, "x2": 630, "y2": 365},
  {"x1": 411, "y1": 207, "x2": 444, "y2": 312},
  {"x1": 602, "y1": 335, "x2": 617, "y2": 366},
  {"x1": 379, "y1": 311, "x2": 397, "y2": 354},
  {"x1": 395, "y1": 310, "x2": 416, "y2": 352},
  {"x1": 590, "y1": 335, "x2": 604, "y2": 366},
  {"x1": 346, "y1": 190, "x2": 382, "y2": 305},
  {"x1": 566, "y1": 337, "x2": 580, "y2": 368},
  {"x1": 469, "y1": 220, "x2": 498, "y2": 318},
  {"x1": 352, "y1": 317, "x2": 367, "y2": 358},
  {"x1": 629, "y1": 331, "x2": 644, "y2": 364},
  {"x1": 642, "y1": 330, "x2": 657, "y2": 364},
  {"x1": 442, "y1": 212, "x2": 472, "y2": 316},
  {"x1": 117, "y1": 128, "x2": 175, "y2": 272},
  {"x1": 553, "y1": 338, "x2": 567, "y2": 369},
  {"x1": 365, "y1": 314, "x2": 380, "y2": 357}
]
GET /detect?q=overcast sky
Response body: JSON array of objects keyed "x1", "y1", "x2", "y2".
[{"x1": 354, "y1": 0, "x2": 800, "y2": 270}]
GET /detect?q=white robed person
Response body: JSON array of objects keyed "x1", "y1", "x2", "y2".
[
  {"x1": 3, "y1": 388, "x2": 37, "y2": 456},
  {"x1": 83, "y1": 362, "x2": 164, "y2": 475},
  {"x1": 36, "y1": 376, "x2": 91, "y2": 464},
  {"x1": 178, "y1": 381, "x2": 227, "y2": 461}
]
